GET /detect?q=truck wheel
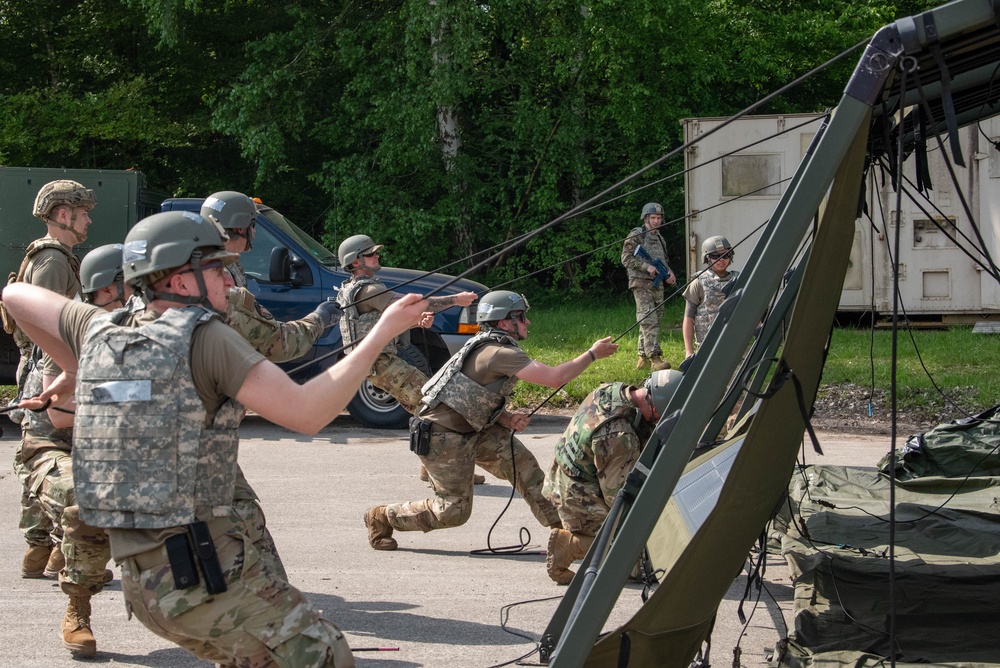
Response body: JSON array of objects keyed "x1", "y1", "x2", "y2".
[{"x1": 346, "y1": 344, "x2": 430, "y2": 429}]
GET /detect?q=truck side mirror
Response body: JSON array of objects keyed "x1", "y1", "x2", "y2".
[
  {"x1": 268, "y1": 246, "x2": 291, "y2": 283},
  {"x1": 268, "y1": 246, "x2": 313, "y2": 286}
]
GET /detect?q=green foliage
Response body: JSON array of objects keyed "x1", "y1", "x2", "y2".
[{"x1": 0, "y1": 0, "x2": 930, "y2": 295}]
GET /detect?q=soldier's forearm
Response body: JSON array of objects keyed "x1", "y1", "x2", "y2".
[{"x1": 426, "y1": 295, "x2": 460, "y2": 312}]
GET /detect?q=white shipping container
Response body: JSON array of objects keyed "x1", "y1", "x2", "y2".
[{"x1": 682, "y1": 113, "x2": 1000, "y2": 320}]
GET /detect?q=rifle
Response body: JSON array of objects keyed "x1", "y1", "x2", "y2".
[{"x1": 633, "y1": 245, "x2": 673, "y2": 288}]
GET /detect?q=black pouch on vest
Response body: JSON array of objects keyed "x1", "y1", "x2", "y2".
[
  {"x1": 164, "y1": 532, "x2": 200, "y2": 591},
  {"x1": 409, "y1": 417, "x2": 432, "y2": 456},
  {"x1": 187, "y1": 521, "x2": 228, "y2": 595}
]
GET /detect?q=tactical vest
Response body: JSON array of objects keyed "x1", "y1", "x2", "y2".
[
  {"x1": 226, "y1": 262, "x2": 249, "y2": 289},
  {"x1": 337, "y1": 276, "x2": 399, "y2": 355},
  {"x1": 19, "y1": 359, "x2": 73, "y2": 448},
  {"x1": 72, "y1": 307, "x2": 242, "y2": 529},
  {"x1": 622, "y1": 226, "x2": 668, "y2": 284},
  {"x1": 555, "y1": 383, "x2": 644, "y2": 481},
  {"x1": 1, "y1": 239, "x2": 82, "y2": 400},
  {"x1": 693, "y1": 270, "x2": 739, "y2": 347},
  {"x1": 420, "y1": 328, "x2": 520, "y2": 431}
]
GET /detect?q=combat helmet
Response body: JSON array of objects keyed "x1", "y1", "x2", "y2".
[
  {"x1": 640, "y1": 202, "x2": 664, "y2": 220},
  {"x1": 645, "y1": 369, "x2": 683, "y2": 417},
  {"x1": 122, "y1": 211, "x2": 237, "y2": 305},
  {"x1": 338, "y1": 234, "x2": 384, "y2": 268},
  {"x1": 702, "y1": 235, "x2": 733, "y2": 263},
  {"x1": 80, "y1": 244, "x2": 126, "y2": 306},
  {"x1": 476, "y1": 290, "x2": 529, "y2": 324},
  {"x1": 201, "y1": 191, "x2": 257, "y2": 250},
  {"x1": 33, "y1": 180, "x2": 97, "y2": 220},
  {"x1": 33, "y1": 180, "x2": 97, "y2": 243}
]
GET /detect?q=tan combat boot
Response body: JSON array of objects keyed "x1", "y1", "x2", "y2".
[
  {"x1": 635, "y1": 355, "x2": 649, "y2": 370},
  {"x1": 62, "y1": 595, "x2": 96, "y2": 657},
  {"x1": 546, "y1": 529, "x2": 595, "y2": 585},
  {"x1": 364, "y1": 506, "x2": 398, "y2": 551},
  {"x1": 650, "y1": 355, "x2": 671, "y2": 371},
  {"x1": 21, "y1": 544, "x2": 52, "y2": 579},
  {"x1": 44, "y1": 545, "x2": 65, "y2": 578}
]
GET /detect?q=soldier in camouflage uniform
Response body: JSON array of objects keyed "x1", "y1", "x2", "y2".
[
  {"x1": 542, "y1": 369, "x2": 683, "y2": 584},
  {"x1": 200, "y1": 191, "x2": 340, "y2": 361},
  {"x1": 335, "y1": 234, "x2": 482, "y2": 483},
  {"x1": 1, "y1": 181, "x2": 95, "y2": 588},
  {"x1": 4, "y1": 210, "x2": 427, "y2": 667},
  {"x1": 18, "y1": 244, "x2": 128, "y2": 656},
  {"x1": 621, "y1": 202, "x2": 675, "y2": 371},
  {"x1": 201, "y1": 192, "x2": 343, "y2": 581},
  {"x1": 363, "y1": 290, "x2": 619, "y2": 554},
  {"x1": 683, "y1": 236, "x2": 739, "y2": 359}
]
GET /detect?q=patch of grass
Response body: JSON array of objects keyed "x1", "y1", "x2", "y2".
[
  {"x1": 510, "y1": 298, "x2": 999, "y2": 418},
  {"x1": 511, "y1": 296, "x2": 687, "y2": 410},
  {"x1": 822, "y1": 326, "x2": 998, "y2": 413}
]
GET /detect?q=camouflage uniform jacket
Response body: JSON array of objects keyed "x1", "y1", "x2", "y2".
[
  {"x1": 689, "y1": 269, "x2": 739, "y2": 347},
  {"x1": 73, "y1": 306, "x2": 242, "y2": 529},
  {"x1": 225, "y1": 262, "x2": 323, "y2": 362},
  {"x1": 336, "y1": 275, "x2": 400, "y2": 356},
  {"x1": 420, "y1": 327, "x2": 520, "y2": 432},
  {"x1": 621, "y1": 226, "x2": 669, "y2": 289},
  {"x1": 555, "y1": 383, "x2": 646, "y2": 482}
]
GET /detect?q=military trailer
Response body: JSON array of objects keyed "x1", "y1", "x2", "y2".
[{"x1": 0, "y1": 167, "x2": 164, "y2": 380}]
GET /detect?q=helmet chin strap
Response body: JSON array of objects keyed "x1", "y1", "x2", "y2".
[
  {"x1": 141, "y1": 251, "x2": 220, "y2": 313},
  {"x1": 47, "y1": 209, "x2": 88, "y2": 244}
]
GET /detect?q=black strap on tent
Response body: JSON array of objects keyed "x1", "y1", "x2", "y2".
[
  {"x1": 913, "y1": 104, "x2": 933, "y2": 193},
  {"x1": 923, "y1": 12, "x2": 966, "y2": 167},
  {"x1": 616, "y1": 631, "x2": 631, "y2": 668}
]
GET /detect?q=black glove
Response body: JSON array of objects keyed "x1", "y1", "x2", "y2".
[{"x1": 312, "y1": 298, "x2": 344, "y2": 329}]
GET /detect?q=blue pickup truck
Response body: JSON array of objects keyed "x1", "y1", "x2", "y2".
[{"x1": 160, "y1": 198, "x2": 487, "y2": 429}]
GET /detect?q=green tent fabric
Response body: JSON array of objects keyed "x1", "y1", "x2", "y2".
[
  {"x1": 878, "y1": 406, "x2": 1000, "y2": 480},
  {"x1": 775, "y1": 463, "x2": 1000, "y2": 665}
]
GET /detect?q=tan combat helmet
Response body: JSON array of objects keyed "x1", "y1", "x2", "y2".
[{"x1": 33, "y1": 180, "x2": 97, "y2": 243}]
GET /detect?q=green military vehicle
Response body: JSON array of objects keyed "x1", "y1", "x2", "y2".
[{"x1": 0, "y1": 166, "x2": 165, "y2": 381}]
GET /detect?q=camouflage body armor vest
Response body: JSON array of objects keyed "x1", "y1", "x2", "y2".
[
  {"x1": 555, "y1": 383, "x2": 643, "y2": 481},
  {"x1": 337, "y1": 275, "x2": 400, "y2": 355},
  {"x1": 623, "y1": 226, "x2": 668, "y2": 284},
  {"x1": 73, "y1": 306, "x2": 242, "y2": 529},
  {"x1": 226, "y1": 262, "x2": 248, "y2": 289},
  {"x1": 694, "y1": 270, "x2": 739, "y2": 346},
  {"x1": 420, "y1": 328, "x2": 520, "y2": 431}
]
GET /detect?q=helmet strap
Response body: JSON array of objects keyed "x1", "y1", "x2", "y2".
[
  {"x1": 141, "y1": 251, "x2": 219, "y2": 312},
  {"x1": 45, "y1": 208, "x2": 88, "y2": 244}
]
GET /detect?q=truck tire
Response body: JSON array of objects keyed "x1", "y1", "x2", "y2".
[{"x1": 346, "y1": 344, "x2": 431, "y2": 429}]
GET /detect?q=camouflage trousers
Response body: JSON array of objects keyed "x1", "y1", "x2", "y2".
[
  {"x1": 120, "y1": 519, "x2": 354, "y2": 668},
  {"x1": 386, "y1": 423, "x2": 560, "y2": 532},
  {"x1": 24, "y1": 447, "x2": 112, "y2": 594},
  {"x1": 632, "y1": 284, "x2": 665, "y2": 358},
  {"x1": 229, "y1": 497, "x2": 288, "y2": 581},
  {"x1": 542, "y1": 465, "x2": 609, "y2": 536},
  {"x1": 368, "y1": 353, "x2": 428, "y2": 415},
  {"x1": 15, "y1": 441, "x2": 54, "y2": 547}
]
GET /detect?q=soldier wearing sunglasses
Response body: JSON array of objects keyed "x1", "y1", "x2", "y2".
[{"x1": 683, "y1": 236, "x2": 738, "y2": 359}]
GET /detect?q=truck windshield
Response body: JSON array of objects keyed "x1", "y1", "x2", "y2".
[{"x1": 258, "y1": 207, "x2": 339, "y2": 266}]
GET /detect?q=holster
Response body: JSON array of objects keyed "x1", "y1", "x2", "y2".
[
  {"x1": 164, "y1": 521, "x2": 228, "y2": 595},
  {"x1": 409, "y1": 417, "x2": 432, "y2": 457}
]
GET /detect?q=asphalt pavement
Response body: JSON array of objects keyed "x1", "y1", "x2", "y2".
[{"x1": 0, "y1": 412, "x2": 896, "y2": 667}]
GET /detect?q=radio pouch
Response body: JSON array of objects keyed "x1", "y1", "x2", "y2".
[{"x1": 409, "y1": 416, "x2": 432, "y2": 456}]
